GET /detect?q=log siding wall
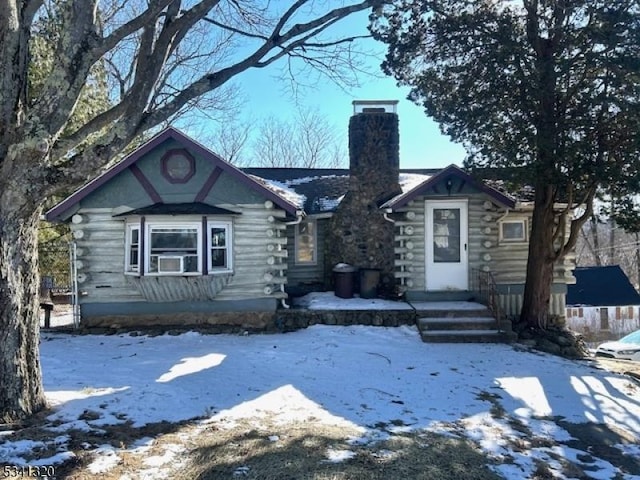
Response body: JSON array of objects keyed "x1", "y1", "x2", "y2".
[
  {"x1": 394, "y1": 194, "x2": 575, "y2": 316},
  {"x1": 71, "y1": 204, "x2": 290, "y2": 312}
]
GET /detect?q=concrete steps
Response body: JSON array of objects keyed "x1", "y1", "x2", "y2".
[
  {"x1": 417, "y1": 307, "x2": 493, "y2": 318},
  {"x1": 411, "y1": 301, "x2": 511, "y2": 343},
  {"x1": 420, "y1": 329, "x2": 505, "y2": 343},
  {"x1": 418, "y1": 316, "x2": 497, "y2": 331}
]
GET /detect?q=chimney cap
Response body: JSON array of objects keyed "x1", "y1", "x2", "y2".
[{"x1": 352, "y1": 100, "x2": 398, "y2": 115}]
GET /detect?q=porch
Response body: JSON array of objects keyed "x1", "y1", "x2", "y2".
[
  {"x1": 41, "y1": 267, "x2": 516, "y2": 343},
  {"x1": 278, "y1": 291, "x2": 515, "y2": 343}
]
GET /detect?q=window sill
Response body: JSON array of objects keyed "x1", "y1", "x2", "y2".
[
  {"x1": 145, "y1": 272, "x2": 203, "y2": 277},
  {"x1": 125, "y1": 271, "x2": 233, "y2": 277}
]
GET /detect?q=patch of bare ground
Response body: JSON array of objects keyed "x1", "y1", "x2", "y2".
[
  {"x1": 557, "y1": 421, "x2": 640, "y2": 478},
  {"x1": 13, "y1": 415, "x2": 503, "y2": 480},
  {"x1": 476, "y1": 387, "x2": 640, "y2": 480},
  {"x1": 591, "y1": 357, "x2": 640, "y2": 383},
  {"x1": 1, "y1": 416, "x2": 197, "y2": 480},
  {"x1": 174, "y1": 418, "x2": 502, "y2": 480},
  {"x1": 6, "y1": 389, "x2": 639, "y2": 480}
]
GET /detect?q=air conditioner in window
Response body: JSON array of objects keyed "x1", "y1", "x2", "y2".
[{"x1": 158, "y1": 255, "x2": 183, "y2": 273}]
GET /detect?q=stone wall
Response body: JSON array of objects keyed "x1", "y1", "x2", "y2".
[
  {"x1": 81, "y1": 311, "x2": 275, "y2": 330},
  {"x1": 325, "y1": 112, "x2": 401, "y2": 290},
  {"x1": 275, "y1": 309, "x2": 416, "y2": 331},
  {"x1": 78, "y1": 309, "x2": 417, "y2": 333}
]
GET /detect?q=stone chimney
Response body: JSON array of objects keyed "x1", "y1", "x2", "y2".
[
  {"x1": 348, "y1": 100, "x2": 400, "y2": 202},
  {"x1": 325, "y1": 101, "x2": 402, "y2": 294}
]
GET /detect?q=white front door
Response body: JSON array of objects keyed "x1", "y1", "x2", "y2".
[{"x1": 425, "y1": 200, "x2": 469, "y2": 291}]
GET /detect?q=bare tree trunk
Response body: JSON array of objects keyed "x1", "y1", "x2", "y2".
[
  {"x1": 0, "y1": 184, "x2": 46, "y2": 423},
  {"x1": 636, "y1": 232, "x2": 640, "y2": 290},
  {"x1": 609, "y1": 216, "x2": 616, "y2": 265},
  {"x1": 520, "y1": 184, "x2": 556, "y2": 328},
  {"x1": 590, "y1": 214, "x2": 602, "y2": 266}
]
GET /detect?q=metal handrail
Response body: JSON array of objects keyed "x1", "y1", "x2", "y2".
[{"x1": 470, "y1": 268, "x2": 509, "y2": 332}]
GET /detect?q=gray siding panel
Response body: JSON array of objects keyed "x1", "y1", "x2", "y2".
[
  {"x1": 80, "y1": 139, "x2": 268, "y2": 210},
  {"x1": 217, "y1": 205, "x2": 288, "y2": 300},
  {"x1": 72, "y1": 210, "x2": 139, "y2": 303},
  {"x1": 80, "y1": 170, "x2": 151, "y2": 210}
]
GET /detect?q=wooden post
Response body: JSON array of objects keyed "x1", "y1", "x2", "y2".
[
  {"x1": 40, "y1": 303, "x2": 53, "y2": 328},
  {"x1": 40, "y1": 276, "x2": 54, "y2": 328}
]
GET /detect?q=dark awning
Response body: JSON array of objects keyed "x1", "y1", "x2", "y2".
[{"x1": 113, "y1": 202, "x2": 240, "y2": 217}]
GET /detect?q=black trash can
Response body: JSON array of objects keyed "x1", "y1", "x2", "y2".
[
  {"x1": 359, "y1": 268, "x2": 381, "y2": 299},
  {"x1": 333, "y1": 263, "x2": 356, "y2": 299}
]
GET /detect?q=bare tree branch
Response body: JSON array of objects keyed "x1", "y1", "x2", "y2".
[
  {"x1": 41, "y1": 0, "x2": 379, "y2": 190},
  {"x1": 554, "y1": 184, "x2": 597, "y2": 260},
  {"x1": 201, "y1": 15, "x2": 270, "y2": 40},
  {"x1": 97, "y1": 0, "x2": 176, "y2": 57},
  {"x1": 28, "y1": 0, "x2": 102, "y2": 138},
  {"x1": 23, "y1": 0, "x2": 45, "y2": 24},
  {"x1": 138, "y1": 1, "x2": 380, "y2": 132},
  {"x1": 249, "y1": 106, "x2": 346, "y2": 168}
]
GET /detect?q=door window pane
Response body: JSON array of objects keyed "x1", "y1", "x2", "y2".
[{"x1": 433, "y1": 208, "x2": 460, "y2": 263}]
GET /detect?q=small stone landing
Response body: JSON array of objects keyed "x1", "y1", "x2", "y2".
[{"x1": 412, "y1": 301, "x2": 513, "y2": 343}]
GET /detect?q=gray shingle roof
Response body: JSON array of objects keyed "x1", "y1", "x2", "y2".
[
  {"x1": 242, "y1": 168, "x2": 350, "y2": 214},
  {"x1": 244, "y1": 166, "x2": 524, "y2": 214}
]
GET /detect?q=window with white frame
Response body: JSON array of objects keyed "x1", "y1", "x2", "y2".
[
  {"x1": 125, "y1": 224, "x2": 140, "y2": 273},
  {"x1": 295, "y1": 219, "x2": 316, "y2": 264},
  {"x1": 499, "y1": 219, "x2": 527, "y2": 242},
  {"x1": 208, "y1": 222, "x2": 232, "y2": 272},
  {"x1": 148, "y1": 225, "x2": 200, "y2": 274},
  {"x1": 124, "y1": 219, "x2": 233, "y2": 276}
]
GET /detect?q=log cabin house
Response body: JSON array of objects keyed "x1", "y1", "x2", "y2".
[{"x1": 46, "y1": 101, "x2": 576, "y2": 328}]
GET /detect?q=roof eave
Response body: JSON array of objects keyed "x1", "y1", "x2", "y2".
[{"x1": 385, "y1": 164, "x2": 516, "y2": 210}]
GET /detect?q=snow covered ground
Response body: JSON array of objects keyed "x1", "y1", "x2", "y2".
[
  {"x1": 40, "y1": 305, "x2": 75, "y2": 329},
  {"x1": 2, "y1": 324, "x2": 640, "y2": 479},
  {"x1": 293, "y1": 291, "x2": 414, "y2": 310}
]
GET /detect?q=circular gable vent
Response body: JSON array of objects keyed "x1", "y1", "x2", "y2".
[{"x1": 161, "y1": 149, "x2": 195, "y2": 183}]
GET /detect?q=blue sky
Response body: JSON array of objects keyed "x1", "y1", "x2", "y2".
[{"x1": 200, "y1": 8, "x2": 467, "y2": 169}]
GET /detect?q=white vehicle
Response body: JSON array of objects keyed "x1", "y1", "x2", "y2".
[{"x1": 595, "y1": 330, "x2": 640, "y2": 361}]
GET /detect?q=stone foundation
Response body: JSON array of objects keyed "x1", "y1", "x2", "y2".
[
  {"x1": 82, "y1": 311, "x2": 275, "y2": 330},
  {"x1": 275, "y1": 309, "x2": 416, "y2": 331},
  {"x1": 79, "y1": 309, "x2": 417, "y2": 334}
]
